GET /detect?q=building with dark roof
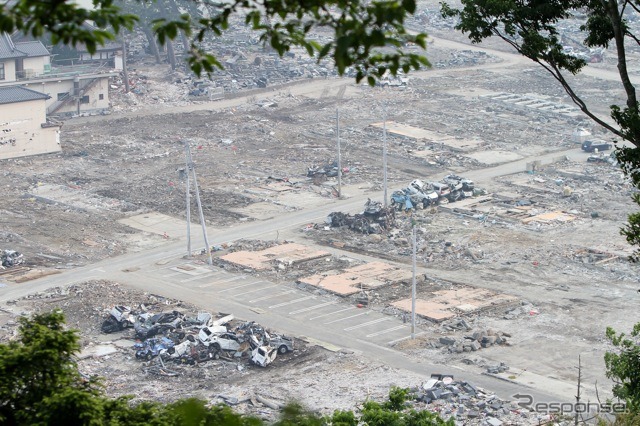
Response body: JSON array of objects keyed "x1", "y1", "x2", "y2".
[
  {"x1": 0, "y1": 32, "x2": 51, "y2": 80},
  {"x1": 0, "y1": 32, "x2": 26, "y2": 60},
  {"x1": 0, "y1": 86, "x2": 50, "y2": 104},
  {"x1": 0, "y1": 86, "x2": 61, "y2": 160},
  {"x1": 0, "y1": 32, "x2": 111, "y2": 117}
]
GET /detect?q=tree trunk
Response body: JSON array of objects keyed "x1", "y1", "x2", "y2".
[
  {"x1": 168, "y1": 0, "x2": 191, "y2": 62},
  {"x1": 180, "y1": 31, "x2": 190, "y2": 55},
  {"x1": 167, "y1": 39, "x2": 176, "y2": 70},
  {"x1": 142, "y1": 26, "x2": 161, "y2": 64}
]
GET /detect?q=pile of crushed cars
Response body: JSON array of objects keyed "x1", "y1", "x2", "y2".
[
  {"x1": 325, "y1": 199, "x2": 396, "y2": 234},
  {"x1": 1, "y1": 249, "x2": 24, "y2": 269},
  {"x1": 391, "y1": 176, "x2": 476, "y2": 211},
  {"x1": 306, "y1": 160, "x2": 349, "y2": 182},
  {"x1": 101, "y1": 306, "x2": 294, "y2": 367}
]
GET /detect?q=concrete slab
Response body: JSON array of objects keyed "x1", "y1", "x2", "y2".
[
  {"x1": 438, "y1": 195, "x2": 494, "y2": 214},
  {"x1": 119, "y1": 212, "x2": 189, "y2": 237},
  {"x1": 298, "y1": 261, "x2": 413, "y2": 296},
  {"x1": 170, "y1": 264, "x2": 213, "y2": 276},
  {"x1": 112, "y1": 339, "x2": 135, "y2": 349},
  {"x1": 466, "y1": 150, "x2": 523, "y2": 165},
  {"x1": 28, "y1": 183, "x2": 131, "y2": 212},
  {"x1": 228, "y1": 201, "x2": 291, "y2": 221},
  {"x1": 483, "y1": 366, "x2": 596, "y2": 401},
  {"x1": 480, "y1": 92, "x2": 581, "y2": 118},
  {"x1": 392, "y1": 299, "x2": 455, "y2": 321},
  {"x1": 220, "y1": 243, "x2": 330, "y2": 270},
  {"x1": 78, "y1": 344, "x2": 118, "y2": 359},
  {"x1": 369, "y1": 121, "x2": 483, "y2": 152},
  {"x1": 522, "y1": 210, "x2": 576, "y2": 224},
  {"x1": 393, "y1": 287, "x2": 519, "y2": 322}
]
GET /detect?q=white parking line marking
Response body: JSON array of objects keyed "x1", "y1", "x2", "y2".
[
  {"x1": 324, "y1": 311, "x2": 368, "y2": 324},
  {"x1": 366, "y1": 325, "x2": 407, "y2": 337},
  {"x1": 216, "y1": 275, "x2": 247, "y2": 284},
  {"x1": 269, "y1": 296, "x2": 315, "y2": 309},
  {"x1": 343, "y1": 317, "x2": 390, "y2": 331},
  {"x1": 387, "y1": 331, "x2": 427, "y2": 345},
  {"x1": 231, "y1": 284, "x2": 279, "y2": 297},
  {"x1": 180, "y1": 272, "x2": 214, "y2": 283},
  {"x1": 309, "y1": 306, "x2": 354, "y2": 321},
  {"x1": 249, "y1": 290, "x2": 296, "y2": 303},
  {"x1": 162, "y1": 271, "x2": 183, "y2": 278},
  {"x1": 289, "y1": 301, "x2": 337, "y2": 315},
  {"x1": 197, "y1": 283, "x2": 216, "y2": 288},
  {"x1": 218, "y1": 280, "x2": 257, "y2": 292}
]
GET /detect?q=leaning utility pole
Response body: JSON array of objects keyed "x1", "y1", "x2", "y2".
[
  {"x1": 184, "y1": 143, "x2": 192, "y2": 257},
  {"x1": 336, "y1": 109, "x2": 342, "y2": 198},
  {"x1": 121, "y1": 30, "x2": 129, "y2": 93},
  {"x1": 383, "y1": 106, "x2": 388, "y2": 207},
  {"x1": 411, "y1": 218, "x2": 417, "y2": 339},
  {"x1": 185, "y1": 141, "x2": 213, "y2": 265}
]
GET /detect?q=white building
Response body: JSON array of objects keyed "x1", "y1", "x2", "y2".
[
  {"x1": 0, "y1": 32, "x2": 111, "y2": 118},
  {"x1": 0, "y1": 86, "x2": 61, "y2": 160}
]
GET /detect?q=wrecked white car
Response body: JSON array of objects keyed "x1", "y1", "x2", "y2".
[
  {"x1": 251, "y1": 345, "x2": 277, "y2": 367},
  {"x1": 101, "y1": 305, "x2": 136, "y2": 333},
  {"x1": 268, "y1": 334, "x2": 294, "y2": 354},
  {"x1": 200, "y1": 331, "x2": 244, "y2": 354},
  {"x1": 197, "y1": 325, "x2": 228, "y2": 343}
]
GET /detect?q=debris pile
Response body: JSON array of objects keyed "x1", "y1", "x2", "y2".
[
  {"x1": 503, "y1": 304, "x2": 538, "y2": 320},
  {"x1": 413, "y1": 374, "x2": 526, "y2": 425},
  {"x1": 1, "y1": 249, "x2": 23, "y2": 269},
  {"x1": 325, "y1": 199, "x2": 396, "y2": 234},
  {"x1": 391, "y1": 179, "x2": 439, "y2": 210},
  {"x1": 101, "y1": 306, "x2": 294, "y2": 368},
  {"x1": 431, "y1": 329, "x2": 511, "y2": 353},
  {"x1": 307, "y1": 160, "x2": 349, "y2": 181},
  {"x1": 391, "y1": 176, "x2": 477, "y2": 211}
]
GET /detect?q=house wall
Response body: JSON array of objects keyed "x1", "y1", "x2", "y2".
[
  {"x1": 24, "y1": 76, "x2": 110, "y2": 116},
  {"x1": 0, "y1": 99, "x2": 61, "y2": 160},
  {"x1": 80, "y1": 51, "x2": 114, "y2": 61},
  {"x1": 0, "y1": 60, "x2": 17, "y2": 82},
  {"x1": 52, "y1": 76, "x2": 110, "y2": 116},
  {"x1": 114, "y1": 52, "x2": 123, "y2": 71},
  {"x1": 22, "y1": 56, "x2": 49, "y2": 77}
]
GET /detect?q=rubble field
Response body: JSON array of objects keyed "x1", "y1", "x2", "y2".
[
  {"x1": 0, "y1": 280, "x2": 558, "y2": 425},
  {"x1": 2, "y1": 0, "x2": 640, "y2": 421}
]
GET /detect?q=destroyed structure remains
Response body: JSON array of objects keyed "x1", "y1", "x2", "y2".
[{"x1": 1, "y1": 0, "x2": 640, "y2": 424}]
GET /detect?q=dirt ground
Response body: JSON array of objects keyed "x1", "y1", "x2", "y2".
[{"x1": 2, "y1": 0, "x2": 640, "y2": 422}]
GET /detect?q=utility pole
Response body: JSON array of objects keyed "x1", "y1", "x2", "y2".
[
  {"x1": 411, "y1": 218, "x2": 417, "y2": 339},
  {"x1": 336, "y1": 109, "x2": 342, "y2": 198},
  {"x1": 185, "y1": 141, "x2": 213, "y2": 265},
  {"x1": 575, "y1": 355, "x2": 582, "y2": 426},
  {"x1": 383, "y1": 105, "x2": 388, "y2": 207},
  {"x1": 121, "y1": 30, "x2": 129, "y2": 93},
  {"x1": 184, "y1": 143, "x2": 192, "y2": 257}
]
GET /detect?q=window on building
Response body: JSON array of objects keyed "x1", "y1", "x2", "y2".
[
  {"x1": 57, "y1": 92, "x2": 69, "y2": 101},
  {"x1": 0, "y1": 63, "x2": 5, "y2": 80},
  {"x1": 99, "y1": 94, "x2": 104, "y2": 100},
  {"x1": 80, "y1": 95, "x2": 90, "y2": 104}
]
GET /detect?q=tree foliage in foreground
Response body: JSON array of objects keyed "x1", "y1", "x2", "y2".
[
  {"x1": 440, "y1": 0, "x2": 640, "y2": 260},
  {"x1": 0, "y1": 0, "x2": 429, "y2": 84},
  {"x1": 605, "y1": 322, "x2": 640, "y2": 413},
  {"x1": 0, "y1": 311, "x2": 450, "y2": 425}
]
